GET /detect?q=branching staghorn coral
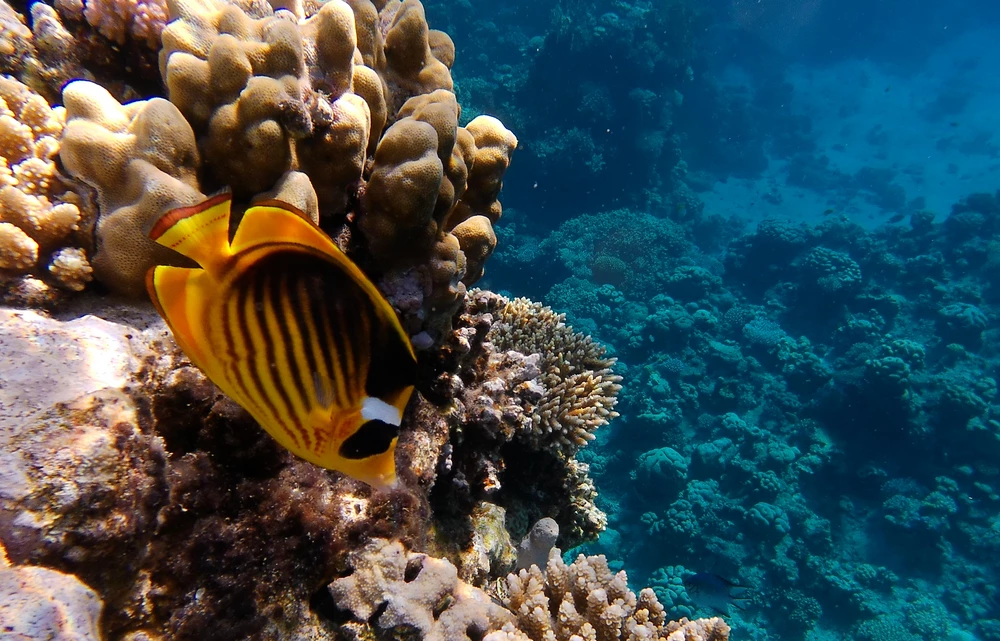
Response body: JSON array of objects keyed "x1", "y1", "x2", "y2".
[
  {"x1": 1, "y1": 3, "x2": 93, "y2": 104},
  {"x1": 497, "y1": 548, "x2": 731, "y2": 641},
  {"x1": 489, "y1": 295, "x2": 623, "y2": 456},
  {"x1": 55, "y1": 0, "x2": 169, "y2": 49},
  {"x1": 422, "y1": 290, "x2": 620, "y2": 550},
  {"x1": 327, "y1": 538, "x2": 731, "y2": 641}
]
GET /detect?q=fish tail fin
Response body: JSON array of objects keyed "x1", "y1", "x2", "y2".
[{"x1": 149, "y1": 193, "x2": 234, "y2": 278}]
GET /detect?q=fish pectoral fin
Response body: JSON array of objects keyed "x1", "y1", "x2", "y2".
[
  {"x1": 149, "y1": 193, "x2": 234, "y2": 277},
  {"x1": 313, "y1": 371, "x2": 336, "y2": 410}
]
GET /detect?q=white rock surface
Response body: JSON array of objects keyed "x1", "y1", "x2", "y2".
[
  {"x1": 0, "y1": 541, "x2": 103, "y2": 641},
  {"x1": 0, "y1": 308, "x2": 137, "y2": 430}
]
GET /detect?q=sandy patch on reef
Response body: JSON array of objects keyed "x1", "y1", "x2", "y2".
[{"x1": 699, "y1": 27, "x2": 1000, "y2": 231}]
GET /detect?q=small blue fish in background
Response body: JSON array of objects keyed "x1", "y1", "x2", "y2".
[{"x1": 683, "y1": 572, "x2": 751, "y2": 616}]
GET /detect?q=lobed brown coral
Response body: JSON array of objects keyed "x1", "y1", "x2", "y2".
[
  {"x1": 17, "y1": 0, "x2": 518, "y2": 333},
  {"x1": 60, "y1": 80, "x2": 204, "y2": 297}
]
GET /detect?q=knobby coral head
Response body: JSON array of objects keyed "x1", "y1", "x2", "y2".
[{"x1": 5, "y1": 0, "x2": 517, "y2": 337}]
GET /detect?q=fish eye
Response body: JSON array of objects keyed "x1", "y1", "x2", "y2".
[{"x1": 338, "y1": 419, "x2": 399, "y2": 459}]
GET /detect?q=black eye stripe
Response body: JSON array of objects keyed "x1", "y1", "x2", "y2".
[{"x1": 338, "y1": 419, "x2": 399, "y2": 460}]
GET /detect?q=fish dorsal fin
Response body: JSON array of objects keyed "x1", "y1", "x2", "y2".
[
  {"x1": 229, "y1": 200, "x2": 400, "y2": 325},
  {"x1": 231, "y1": 199, "x2": 339, "y2": 257},
  {"x1": 149, "y1": 193, "x2": 234, "y2": 279}
]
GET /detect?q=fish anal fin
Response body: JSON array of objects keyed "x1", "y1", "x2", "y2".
[
  {"x1": 146, "y1": 264, "x2": 213, "y2": 368},
  {"x1": 149, "y1": 193, "x2": 233, "y2": 277}
]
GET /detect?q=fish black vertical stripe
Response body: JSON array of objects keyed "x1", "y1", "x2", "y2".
[
  {"x1": 288, "y1": 273, "x2": 322, "y2": 404},
  {"x1": 219, "y1": 281, "x2": 260, "y2": 414},
  {"x1": 333, "y1": 286, "x2": 367, "y2": 400},
  {"x1": 311, "y1": 269, "x2": 349, "y2": 408},
  {"x1": 236, "y1": 266, "x2": 303, "y2": 450},
  {"x1": 253, "y1": 267, "x2": 310, "y2": 450},
  {"x1": 270, "y1": 268, "x2": 311, "y2": 417}
]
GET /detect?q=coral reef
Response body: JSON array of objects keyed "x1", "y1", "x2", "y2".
[
  {"x1": 424, "y1": 290, "x2": 621, "y2": 554},
  {"x1": 498, "y1": 189, "x2": 1000, "y2": 641},
  {"x1": 325, "y1": 537, "x2": 730, "y2": 641},
  {"x1": 3, "y1": 0, "x2": 516, "y2": 338}
]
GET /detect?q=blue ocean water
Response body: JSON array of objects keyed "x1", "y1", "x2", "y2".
[{"x1": 425, "y1": 0, "x2": 1000, "y2": 639}]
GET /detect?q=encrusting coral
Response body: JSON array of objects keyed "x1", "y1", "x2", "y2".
[{"x1": 327, "y1": 538, "x2": 730, "y2": 641}]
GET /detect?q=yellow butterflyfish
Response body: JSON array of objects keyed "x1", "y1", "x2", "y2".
[{"x1": 145, "y1": 193, "x2": 417, "y2": 488}]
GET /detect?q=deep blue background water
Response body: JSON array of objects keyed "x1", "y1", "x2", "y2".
[{"x1": 425, "y1": 1, "x2": 1000, "y2": 639}]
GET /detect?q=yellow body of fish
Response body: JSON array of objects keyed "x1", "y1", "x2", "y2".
[{"x1": 145, "y1": 193, "x2": 417, "y2": 488}]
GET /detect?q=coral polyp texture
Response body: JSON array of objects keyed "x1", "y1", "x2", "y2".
[{"x1": 490, "y1": 295, "x2": 623, "y2": 456}]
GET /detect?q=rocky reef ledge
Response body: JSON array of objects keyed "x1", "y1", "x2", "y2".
[{"x1": 0, "y1": 297, "x2": 729, "y2": 640}]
